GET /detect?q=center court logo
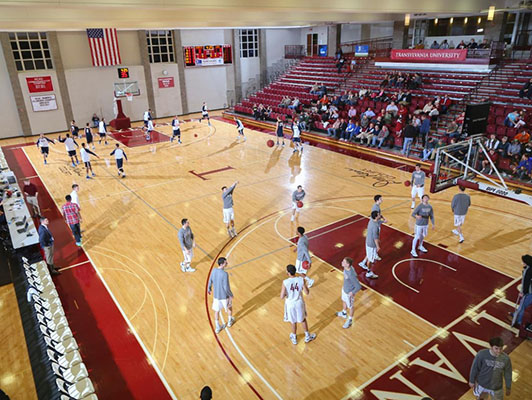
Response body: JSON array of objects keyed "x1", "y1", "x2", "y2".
[{"x1": 346, "y1": 168, "x2": 402, "y2": 187}]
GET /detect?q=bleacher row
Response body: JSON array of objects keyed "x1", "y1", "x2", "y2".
[{"x1": 22, "y1": 257, "x2": 97, "y2": 399}]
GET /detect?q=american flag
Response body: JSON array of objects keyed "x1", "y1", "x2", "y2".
[{"x1": 86, "y1": 28, "x2": 121, "y2": 67}]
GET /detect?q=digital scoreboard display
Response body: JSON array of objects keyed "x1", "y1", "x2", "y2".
[
  {"x1": 183, "y1": 45, "x2": 232, "y2": 67},
  {"x1": 117, "y1": 67, "x2": 130, "y2": 78}
]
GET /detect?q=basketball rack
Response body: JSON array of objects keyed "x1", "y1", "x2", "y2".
[{"x1": 431, "y1": 134, "x2": 532, "y2": 206}]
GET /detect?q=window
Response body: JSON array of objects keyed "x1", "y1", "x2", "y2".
[
  {"x1": 239, "y1": 29, "x2": 258, "y2": 58},
  {"x1": 9, "y1": 32, "x2": 52, "y2": 71},
  {"x1": 146, "y1": 30, "x2": 175, "y2": 63}
]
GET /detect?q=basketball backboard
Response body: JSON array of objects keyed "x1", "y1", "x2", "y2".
[{"x1": 114, "y1": 81, "x2": 140, "y2": 97}]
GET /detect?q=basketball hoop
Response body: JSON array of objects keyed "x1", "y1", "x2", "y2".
[{"x1": 126, "y1": 92, "x2": 133, "y2": 102}]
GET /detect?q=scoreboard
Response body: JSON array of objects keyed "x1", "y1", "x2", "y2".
[{"x1": 183, "y1": 45, "x2": 232, "y2": 67}]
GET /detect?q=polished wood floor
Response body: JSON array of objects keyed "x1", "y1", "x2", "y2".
[{"x1": 2, "y1": 113, "x2": 531, "y2": 399}]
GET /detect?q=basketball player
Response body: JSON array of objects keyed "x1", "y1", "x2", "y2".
[
  {"x1": 171, "y1": 116, "x2": 182, "y2": 143},
  {"x1": 291, "y1": 119, "x2": 303, "y2": 154},
  {"x1": 70, "y1": 120, "x2": 80, "y2": 138},
  {"x1": 221, "y1": 181, "x2": 238, "y2": 237},
  {"x1": 178, "y1": 218, "x2": 196, "y2": 273},
  {"x1": 411, "y1": 164, "x2": 426, "y2": 209},
  {"x1": 36, "y1": 134, "x2": 55, "y2": 164},
  {"x1": 336, "y1": 257, "x2": 361, "y2": 328},
  {"x1": 199, "y1": 102, "x2": 211, "y2": 126},
  {"x1": 145, "y1": 118, "x2": 154, "y2": 141},
  {"x1": 80, "y1": 143, "x2": 99, "y2": 179},
  {"x1": 57, "y1": 133, "x2": 80, "y2": 167},
  {"x1": 110, "y1": 143, "x2": 127, "y2": 178},
  {"x1": 84, "y1": 123, "x2": 95, "y2": 150},
  {"x1": 143, "y1": 108, "x2": 152, "y2": 128},
  {"x1": 275, "y1": 117, "x2": 285, "y2": 146},
  {"x1": 98, "y1": 118, "x2": 108, "y2": 145},
  {"x1": 23, "y1": 179, "x2": 40, "y2": 217},
  {"x1": 291, "y1": 185, "x2": 305, "y2": 222},
  {"x1": 359, "y1": 211, "x2": 381, "y2": 279},
  {"x1": 411, "y1": 194, "x2": 435, "y2": 257},
  {"x1": 280, "y1": 264, "x2": 316, "y2": 344},
  {"x1": 359, "y1": 195, "x2": 387, "y2": 268},
  {"x1": 296, "y1": 226, "x2": 314, "y2": 287},
  {"x1": 235, "y1": 116, "x2": 246, "y2": 141},
  {"x1": 208, "y1": 257, "x2": 235, "y2": 333},
  {"x1": 451, "y1": 186, "x2": 471, "y2": 243}
]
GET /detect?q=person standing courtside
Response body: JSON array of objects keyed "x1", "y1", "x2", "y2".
[
  {"x1": 234, "y1": 116, "x2": 246, "y2": 142},
  {"x1": 296, "y1": 226, "x2": 314, "y2": 287},
  {"x1": 23, "y1": 179, "x2": 40, "y2": 218},
  {"x1": 280, "y1": 264, "x2": 316, "y2": 344},
  {"x1": 208, "y1": 257, "x2": 235, "y2": 333},
  {"x1": 61, "y1": 194, "x2": 82, "y2": 246},
  {"x1": 336, "y1": 257, "x2": 361, "y2": 329},
  {"x1": 38, "y1": 217, "x2": 60, "y2": 275},
  {"x1": 411, "y1": 163, "x2": 426, "y2": 209},
  {"x1": 110, "y1": 143, "x2": 127, "y2": 178},
  {"x1": 291, "y1": 185, "x2": 306, "y2": 222},
  {"x1": 98, "y1": 118, "x2": 108, "y2": 145},
  {"x1": 36, "y1": 133, "x2": 55, "y2": 165},
  {"x1": 411, "y1": 194, "x2": 435, "y2": 257},
  {"x1": 171, "y1": 116, "x2": 182, "y2": 143},
  {"x1": 221, "y1": 181, "x2": 238, "y2": 237},
  {"x1": 511, "y1": 254, "x2": 532, "y2": 328},
  {"x1": 199, "y1": 102, "x2": 211, "y2": 126},
  {"x1": 451, "y1": 185, "x2": 471, "y2": 243},
  {"x1": 469, "y1": 337, "x2": 512, "y2": 400},
  {"x1": 359, "y1": 211, "x2": 381, "y2": 279},
  {"x1": 178, "y1": 218, "x2": 196, "y2": 273},
  {"x1": 70, "y1": 184, "x2": 80, "y2": 207}
]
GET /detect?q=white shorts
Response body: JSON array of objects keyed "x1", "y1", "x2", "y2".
[
  {"x1": 292, "y1": 201, "x2": 302, "y2": 211},
  {"x1": 212, "y1": 298, "x2": 229, "y2": 312},
  {"x1": 415, "y1": 225, "x2": 428, "y2": 238},
  {"x1": 473, "y1": 384, "x2": 503, "y2": 400},
  {"x1": 182, "y1": 248, "x2": 193, "y2": 263},
  {"x1": 26, "y1": 196, "x2": 39, "y2": 208},
  {"x1": 411, "y1": 185, "x2": 424, "y2": 199},
  {"x1": 284, "y1": 300, "x2": 306, "y2": 323},
  {"x1": 341, "y1": 289, "x2": 354, "y2": 309},
  {"x1": 366, "y1": 245, "x2": 378, "y2": 263},
  {"x1": 454, "y1": 215, "x2": 466, "y2": 226},
  {"x1": 295, "y1": 259, "x2": 310, "y2": 274},
  {"x1": 223, "y1": 207, "x2": 234, "y2": 224}
]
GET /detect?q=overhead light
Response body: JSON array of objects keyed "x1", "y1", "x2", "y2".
[
  {"x1": 434, "y1": 18, "x2": 438, "y2": 25},
  {"x1": 404, "y1": 14, "x2": 410, "y2": 27},
  {"x1": 478, "y1": 17, "x2": 482, "y2": 24},
  {"x1": 477, "y1": 28, "x2": 484, "y2": 33},
  {"x1": 464, "y1": 17, "x2": 468, "y2": 24},
  {"x1": 450, "y1": 17, "x2": 454, "y2": 24},
  {"x1": 487, "y1": 6, "x2": 495, "y2": 21}
]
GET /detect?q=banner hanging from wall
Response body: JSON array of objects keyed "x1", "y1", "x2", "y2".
[
  {"x1": 30, "y1": 95, "x2": 58, "y2": 112},
  {"x1": 390, "y1": 49, "x2": 467, "y2": 62},
  {"x1": 355, "y1": 45, "x2": 369, "y2": 57},
  {"x1": 158, "y1": 77, "x2": 175, "y2": 88},
  {"x1": 26, "y1": 76, "x2": 53, "y2": 93}
]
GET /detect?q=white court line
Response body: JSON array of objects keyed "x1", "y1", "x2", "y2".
[
  {"x1": 58, "y1": 260, "x2": 91, "y2": 272},
  {"x1": 391, "y1": 259, "x2": 457, "y2": 294},
  {"x1": 403, "y1": 339, "x2": 416, "y2": 349},
  {"x1": 22, "y1": 147, "x2": 179, "y2": 400}
]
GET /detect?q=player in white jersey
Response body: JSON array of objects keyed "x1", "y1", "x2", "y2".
[
  {"x1": 171, "y1": 116, "x2": 183, "y2": 143},
  {"x1": 199, "y1": 102, "x2": 211, "y2": 126},
  {"x1": 57, "y1": 133, "x2": 80, "y2": 167},
  {"x1": 291, "y1": 119, "x2": 303, "y2": 154},
  {"x1": 36, "y1": 134, "x2": 55, "y2": 164},
  {"x1": 98, "y1": 118, "x2": 108, "y2": 145},
  {"x1": 234, "y1": 117, "x2": 246, "y2": 142},
  {"x1": 280, "y1": 264, "x2": 316, "y2": 345},
  {"x1": 110, "y1": 143, "x2": 128, "y2": 178},
  {"x1": 80, "y1": 143, "x2": 99, "y2": 179},
  {"x1": 143, "y1": 109, "x2": 152, "y2": 127},
  {"x1": 145, "y1": 119, "x2": 154, "y2": 141}
]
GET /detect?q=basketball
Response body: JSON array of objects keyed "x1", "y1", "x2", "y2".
[
  {"x1": 194, "y1": 134, "x2": 198, "y2": 137},
  {"x1": 302, "y1": 261, "x2": 310, "y2": 270},
  {"x1": 297, "y1": 201, "x2": 304, "y2": 208},
  {"x1": 267, "y1": 139, "x2": 275, "y2": 147},
  {"x1": 404, "y1": 180, "x2": 411, "y2": 187}
]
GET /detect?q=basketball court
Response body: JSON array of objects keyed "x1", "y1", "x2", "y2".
[{"x1": 2, "y1": 114, "x2": 531, "y2": 399}]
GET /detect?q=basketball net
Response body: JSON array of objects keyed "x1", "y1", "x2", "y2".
[{"x1": 126, "y1": 92, "x2": 133, "y2": 102}]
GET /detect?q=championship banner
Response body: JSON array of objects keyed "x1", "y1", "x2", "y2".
[
  {"x1": 158, "y1": 77, "x2": 175, "y2": 88},
  {"x1": 390, "y1": 49, "x2": 467, "y2": 62},
  {"x1": 26, "y1": 76, "x2": 53, "y2": 93}
]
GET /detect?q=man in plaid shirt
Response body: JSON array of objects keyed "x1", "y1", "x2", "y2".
[{"x1": 62, "y1": 194, "x2": 82, "y2": 246}]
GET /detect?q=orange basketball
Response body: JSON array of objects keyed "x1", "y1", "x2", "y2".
[
  {"x1": 194, "y1": 133, "x2": 198, "y2": 137},
  {"x1": 297, "y1": 201, "x2": 304, "y2": 208},
  {"x1": 302, "y1": 261, "x2": 310, "y2": 270},
  {"x1": 267, "y1": 139, "x2": 275, "y2": 147},
  {"x1": 404, "y1": 180, "x2": 411, "y2": 187}
]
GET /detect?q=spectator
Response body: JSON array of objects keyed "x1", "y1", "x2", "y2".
[
  {"x1": 364, "y1": 107, "x2": 376, "y2": 119},
  {"x1": 399, "y1": 91, "x2": 412, "y2": 105},
  {"x1": 456, "y1": 40, "x2": 467, "y2": 49},
  {"x1": 402, "y1": 121, "x2": 417, "y2": 156},
  {"x1": 358, "y1": 122, "x2": 376, "y2": 145},
  {"x1": 327, "y1": 119, "x2": 341, "y2": 138},
  {"x1": 91, "y1": 113, "x2": 100, "y2": 128},
  {"x1": 318, "y1": 94, "x2": 329, "y2": 105},
  {"x1": 419, "y1": 113, "x2": 431, "y2": 147},
  {"x1": 440, "y1": 95, "x2": 452, "y2": 114},
  {"x1": 421, "y1": 137, "x2": 436, "y2": 161},
  {"x1": 467, "y1": 39, "x2": 478, "y2": 49},
  {"x1": 498, "y1": 136, "x2": 510, "y2": 158},
  {"x1": 481, "y1": 149, "x2": 499, "y2": 174},
  {"x1": 347, "y1": 106, "x2": 357, "y2": 119},
  {"x1": 486, "y1": 133, "x2": 500, "y2": 151},
  {"x1": 335, "y1": 48, "x2": 343, "y2": 60},
  {"x1": 279, "y1": 96, "x2": 291, "y2": 108},
  {"x1": 512, "y1": 154, "x2": 532, "y2": 180},
  {"x1": 344, "y1": 120, "x2": 361, "y2": 142},
  {"x1": 504, "y1": 110, "x2": 519, "y2": 127},
  {"x1": 415, "y1": 40, "x2": 425, "y2": 49},
  {"x1": 430, "y1": 40, "x2": 440, "y2": 49},
  {"x1": 385, "y1": 101, "x2": 399, "y2": 117},
  {"x1": 514, "y1": 116, "x2": 526, "y2": 130},
  {"x1": 360, "y1": 114, "x2": 370, "y2": 129},
  {"x1": 338, "y1": 118, "x2": 348, "y2": 139},
  {"x1": 440, "y1": 39, "x2": 450, "y2": 49},
  {"x1": 524, "y1": 141, "x2": 532, "y2": 158},
  {"x1": 372, "y1": 124, "x2": 390, "y2": 148},
  {"x1": 446, "y1": 121, "x2": 460, "y2": 140},
  {"x1": 478, "y1": 38, "x2": 490, "y2": 49},
  {"x1": 429, "y1": 106, "x2": 439, "y2": 121},
  {"x1": 515, "y1": 130, "x2": 531, "y2": 144},
  {"x1": 349, "y1": 58, "x2": 357, "y2": 72},
  {"x1": 336, "y1": 58, "x2": 345, "y2": 73},
  {"x1": 507, "y1": 139, "x2": 522, "y2": 162},
  {"x1": 288, "y1": 97, "x2": 300, "y2": 110},
  {"x1": 511, "y1": 254, "x2": 532, "y2": 328},
  {"x1": 519, "y1": 78, "x2": 532, "y2": 99},
  {"x1": 310, "y1": 82, "x2": 320, "y2": 94}
]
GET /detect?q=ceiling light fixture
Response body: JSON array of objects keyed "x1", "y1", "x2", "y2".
[
  {"x1": 487, "y1": 6, "x2": 495, "y2": 21},
  {"x1": 404, "y1": 14, "x2": 410, "y2": 26}
]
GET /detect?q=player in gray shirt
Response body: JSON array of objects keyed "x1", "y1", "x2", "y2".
[
  {"x1": 411, "y1": 194, "x2": 435, "y2": 257},
  {"x1": 296, "y1": 226, "x2": 314, "y2": 288},
  {"x1": 291, "y1": 185, "x2": 306, "y2": 222},
  {"x1": 469, "y1": 337, "x2": 512, "y2": 399},
  {"x1": 336, "y1": 257, "x2": 361, "y2": 329},
  {"x1": 359, "y1": 211, "x2": 381, "y2": 279},
  {"x1": 221, "y1": 181, "x2": 238, "y2": 237},
  {"x1": 451, "y1": 185, "x2": 471, "y2": 243},
  {"x1": 208, "y1": 257, "x2": 235, "y2": 333},
  {"x1": 178, "y1": 218, "x2": 196, "y2": 273},
  {"x1": 411, "y1": 163, "x2": 426, "y2": 209}
]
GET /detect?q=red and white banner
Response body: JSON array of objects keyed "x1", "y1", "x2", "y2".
[
  {"x1": 26, "y1": 76, "x2": 53, "y2": 93},
  {"x1": 158, "y1": 77, "x2": 175, "y2": 88},
  {"x1": 86, "y1": 28, "x2": 122, "y2": 67},
  {"x1": 390, "y1": 49, "x2": 467, "y2": 63}
]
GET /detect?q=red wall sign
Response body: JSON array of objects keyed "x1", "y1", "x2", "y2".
[
  {"x1": 158, "y1": 77, "x2": 175, "y2": 88},
  {"x1": 390, "y1": 49, "x2": 468, "y2": 63},
  {"x1": 26, "y1": 76, "x2": 54, "y2": 93}
]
